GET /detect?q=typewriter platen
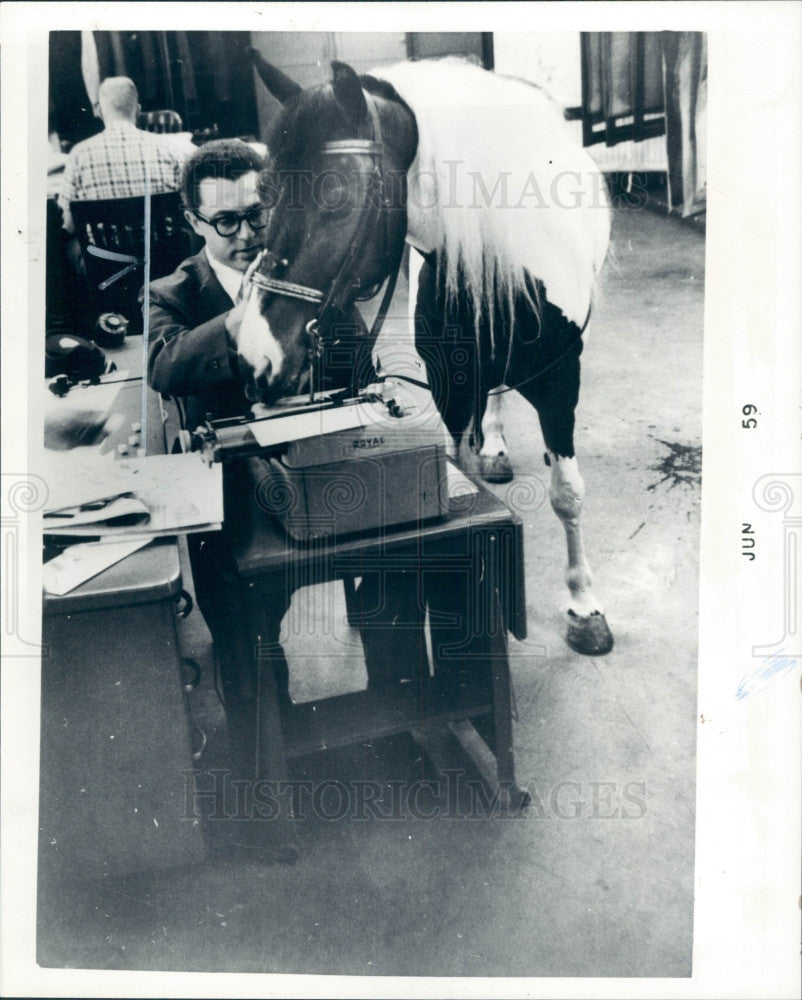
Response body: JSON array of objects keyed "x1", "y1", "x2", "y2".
[{"x1": 190, "y1": 382, "x2": 448, "y2": 541}]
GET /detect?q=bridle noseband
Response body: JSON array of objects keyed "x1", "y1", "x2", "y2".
[{"x1": 249, "y1": 94, "x2": 402, "y2": 397}]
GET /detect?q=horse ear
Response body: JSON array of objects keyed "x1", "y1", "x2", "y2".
[
  {"x1": 331, "y1": 61, "x2": 367, "y2": 125},
  {"x1": 248, "y1": 48, "x2": 302, "y2": 104}
]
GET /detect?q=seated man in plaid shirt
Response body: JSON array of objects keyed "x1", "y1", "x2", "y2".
[{"x1": 57, "y1": 76, "x2": 189, "y2": 234}]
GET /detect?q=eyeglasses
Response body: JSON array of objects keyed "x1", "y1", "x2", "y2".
[{"x1": 193, "y1": 206, "x2": 268, "y2": 237}]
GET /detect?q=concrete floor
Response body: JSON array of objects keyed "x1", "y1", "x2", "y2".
[{"x1": 37, "y1": 203, "x2": 704, "y2": 978}]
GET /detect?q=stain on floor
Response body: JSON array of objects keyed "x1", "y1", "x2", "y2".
[{"x1": 647, "y1": 438, "x2": 702, "y2": 491}]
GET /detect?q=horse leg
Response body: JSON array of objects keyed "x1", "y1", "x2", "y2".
[
  {"x1": 476, "y1": 390, "x2": 514, "y2": 484},
  {"x1": 545, "y1": 452, "x2": 613, "y2": 654},
  {"x1": 519, "y1": 339, "x2": 614, "y2": 655},
  {"x1": 410, "y1": 250, "x2": 516, "y2": 476},
  {"x1": 412, "y1": 253, "x2": 476, "y2": 457}
]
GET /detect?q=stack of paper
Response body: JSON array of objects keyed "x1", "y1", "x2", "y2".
[
  {"x1": 42, "y1": 452, "x2": 223, "y2": 539},
  {"x1": 43, "y1": 494, "x2": 151, "y2": 535},
  {"x1": 41, "y1": 452, "x2": 223, "y2": 596}
]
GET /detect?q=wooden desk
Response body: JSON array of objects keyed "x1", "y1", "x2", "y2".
[
  {"x1": 219, "y1": 457, "x2": 530, "y2": 811},
  {"x1": 39, "y1": 360, "x2": 206, "y2": 882},
  {"x1": 39, "y1": 542, "x2": 206, "y2": 883}
]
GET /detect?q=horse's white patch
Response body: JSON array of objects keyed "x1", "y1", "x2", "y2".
[
  {"x1": 236, "y1": 289, "x2": 284, "y2": 382},
  {"x1": 406, "y1": 158, "x2": 441, "y2": 255},
  {"x1": 480, "y1": 430, "x2": 507, "y2": 457},
  {"x1": 406, "y1": 249, "x2": 424, "y2": 348},
  {"x1": 547, "y1": 452, "x2": 604, "y2": 617},
  {"x1": 480, "y1": 393, "x2": 507, "y2": 456},
  {"x1": 549, "y1": 454, "x2": 585, "y2": 521},
  {"x1": 374, "y1": 58, "x2": 610, "y2": 331}
]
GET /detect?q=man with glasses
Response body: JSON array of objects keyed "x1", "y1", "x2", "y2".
[
  {"x1": 147, "y1": 139, "x2": 295, "y2": 769},
  {"x1": 148, "y1": 138, "x2": 269, "y2": 429},
  {"x1": 148, "y1": 139, "x2": 425, "y2": 788}
]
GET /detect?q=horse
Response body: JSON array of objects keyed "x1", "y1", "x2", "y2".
[{"x1": 236, "y1": 55, "x2": 614, "y2": 656}]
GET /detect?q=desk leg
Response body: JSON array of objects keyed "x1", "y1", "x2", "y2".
[
  {"x1": 486, "y1": 535, "x2": 531, "y2": 813},
  {"x1": 487, "y1": 624, "x2": 530, "y2": 812},
  {"x1": 425, "y1": 528, "x2": 530, "y2": 813}
]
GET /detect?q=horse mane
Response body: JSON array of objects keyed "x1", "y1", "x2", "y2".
[
  {"x1": 370, "y1": 58, "x2": 611, "y2": 338},
  {"x1": 359, "y1": 74, "x2": 405, "y2": 105}
]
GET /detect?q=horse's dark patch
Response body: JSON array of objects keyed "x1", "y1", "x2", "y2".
[
  {"x1": 647, "y1": 439, "x2": 702, "y2": 491},
  {"x1": 268, "y1": 86, "x2": 350, "y2": 170},
  {"x1": 268, "y1": 74, "x2": 414, "y2": 172}
]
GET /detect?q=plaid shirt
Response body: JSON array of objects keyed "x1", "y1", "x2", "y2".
[{"x1": 58, "y1": 121, "x2": 188, "y2": 232}]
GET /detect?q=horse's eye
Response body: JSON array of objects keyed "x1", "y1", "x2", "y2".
[{"x1": 316, "y1": 175, "x2": 352, "y2": 221}]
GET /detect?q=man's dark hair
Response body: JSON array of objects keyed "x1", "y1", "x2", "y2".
[{"x1": 181, "y1": 139, "x2": 266, "y2": 213}]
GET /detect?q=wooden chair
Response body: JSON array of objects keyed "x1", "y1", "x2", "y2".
[
  {"x1": 138, "y1": 109, "x2": 184, "y2": 134},
  {"x1": 71, "y1": 191, "x2": 192, "y2": 332}
]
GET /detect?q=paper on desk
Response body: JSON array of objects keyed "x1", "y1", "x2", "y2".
[
  {"x1": 43, "y1": 538, "x2": 152, "y2": 596},
  {"x1": 114, "y1": 454, "x2": 223, "y2": 535},
  {"x1": 42, "y1": 451, "x2": 132, "y2": 512},
  {"x1": 42, "y1": 452, "x2": 223, "y2": 536},
  {"x1": 42, "y1": 495, "x2": 151, "y2": 535},
  {"x1": 248, "y1": 403, "x2": 371, "y2": 448}
]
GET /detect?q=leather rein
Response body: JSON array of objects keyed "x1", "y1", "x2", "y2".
[{"x1": 249, "y1": 95, "x2": 403, "y2": 392}]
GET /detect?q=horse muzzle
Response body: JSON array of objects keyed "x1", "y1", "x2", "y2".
[
  {"x1": 243, "y1": 352, "x2": 311, "y2": 405},
  {"x1": 245, "y1": 360, "x2": 274, "y2": 403}
]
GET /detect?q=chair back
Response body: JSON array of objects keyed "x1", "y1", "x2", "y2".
[
  {"x1": 138, "y1": 109, "x2": 184, "y2": 134},
  {"x1": 71, "y1": 191, "x2": 192, "y2": 331}
]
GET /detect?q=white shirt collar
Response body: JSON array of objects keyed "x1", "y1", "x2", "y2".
[{"x1": 204, "y1": 248, "x2": 244, "y2": 304}]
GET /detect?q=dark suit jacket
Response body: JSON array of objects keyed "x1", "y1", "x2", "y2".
[
  {"x1": 148, "y1": 248, "x2": 378, "y2": 431},
  {"x1": 147, "y1": 250, "x2": 250, "y2": 430}
]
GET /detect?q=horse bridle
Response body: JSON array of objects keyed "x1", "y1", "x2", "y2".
[{"x1": 249, "y1": 94, "x2": 402, "y2": 396}]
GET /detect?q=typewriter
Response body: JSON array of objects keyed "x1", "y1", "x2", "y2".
[{"x1": 190, "y1": 381, "x2": 448, "y2": 542}]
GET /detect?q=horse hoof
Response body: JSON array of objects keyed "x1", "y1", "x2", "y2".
[
  {"x1": 566, "y1": 610, "x2": 614, "y2": 655},
  {"x1": 479, "y1": 452, "x2": 513, "y2": 484}
]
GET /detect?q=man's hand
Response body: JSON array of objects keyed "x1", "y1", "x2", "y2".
[
  {"x1": 44, "y1": 410, "x2": 123, "y2": 451},
  {"x1": 225, "y1": 250, "x2": 266, "y2": 344}
]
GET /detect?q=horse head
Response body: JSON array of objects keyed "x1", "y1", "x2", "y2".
[{"x1": 237, "y1": 59, "x2": 415, "y2": 404}]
